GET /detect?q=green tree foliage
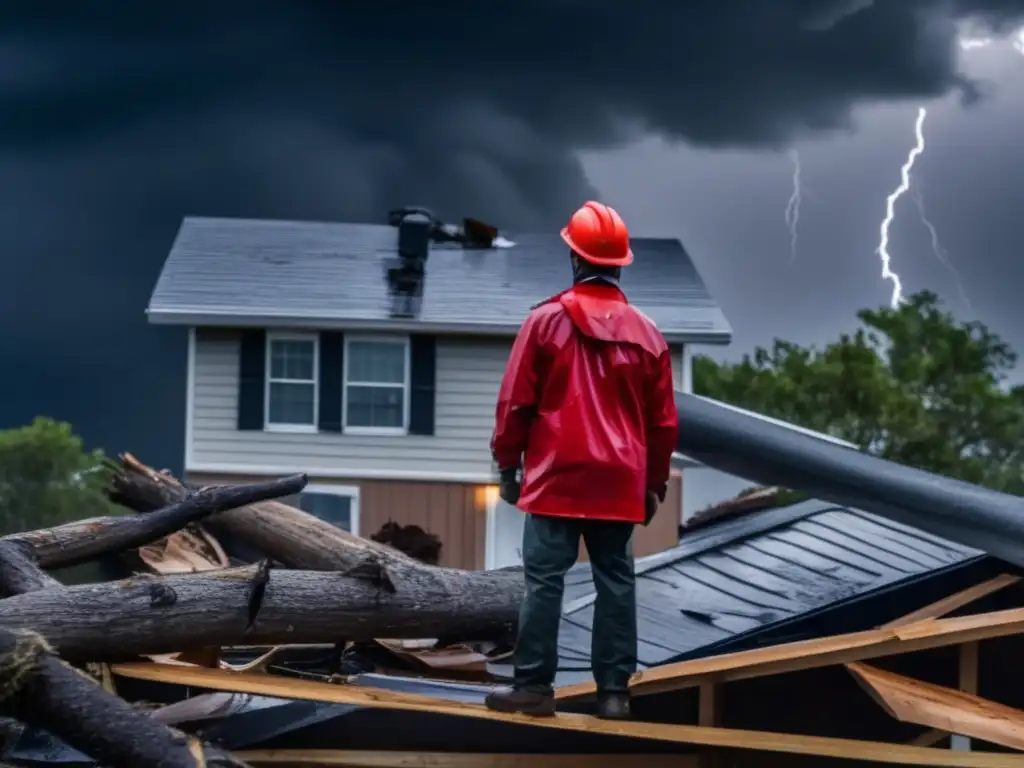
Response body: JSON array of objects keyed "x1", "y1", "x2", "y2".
[
  {"x1": 0, "y1": 417, "x2": 120, "y2": 536},
  {"x1": 694, "y1": 291, "x2": 1024, "y2": 494}
]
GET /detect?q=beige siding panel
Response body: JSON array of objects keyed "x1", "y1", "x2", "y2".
[
  {"x1": 190, "y1": 329, "x2": 507, "y2": 477},
  {"x1": 191, "y1": 329, "x2": 685, "y2": 488}
]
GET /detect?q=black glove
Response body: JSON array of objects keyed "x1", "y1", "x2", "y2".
[
  {"x1": 499, "y1": 467, "x2": 521, "y2": 506},
  {"x1": 643, "y1": 489, "x2": 660, "y2": 527}
]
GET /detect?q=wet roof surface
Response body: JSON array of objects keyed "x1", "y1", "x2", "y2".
[
  {"x1": 148, "y1": 216, "x2": 731, "y2": 340},
  {"x1": 491, "y1": 499, "x2": 981, "y2": 685}
]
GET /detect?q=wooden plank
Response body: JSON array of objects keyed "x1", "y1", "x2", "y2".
[
  {"x1": 910, "y1": 731, "x2": 951, "y2": 748},
  {"x1": 233, "y1": 750, "x2": 698, "y2": 767},
  {"x1": 846, "y1": 663, "x2": 1024, "y2": 752},
  {"x1": 111, "y1": 663, "x2": 1024, "y2": 767},
  {"x1": 698, "y1": 683, "x2": 719, "y2": 768},
  {"x1": 883, "y1": 576, "x2": 1021, "y2": 629},
  {"x1": 556, "y1": 606, "x2": 1024, "y2": 701}
]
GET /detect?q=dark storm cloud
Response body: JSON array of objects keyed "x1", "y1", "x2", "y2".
[{"x1": 0, "y1": 0, "x2": 1022, "y2": 467}]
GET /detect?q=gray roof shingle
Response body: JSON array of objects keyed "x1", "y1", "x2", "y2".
[
  {"x1": 147, "y1": 216, "x2": 731, "y2": 343},
  {"x1": 486, "y1": 499, "x2": 982, "y2": 686}
]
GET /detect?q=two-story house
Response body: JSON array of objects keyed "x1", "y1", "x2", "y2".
[{"x1": 145, "y1": 210, "x2": 732, "y2": 569}]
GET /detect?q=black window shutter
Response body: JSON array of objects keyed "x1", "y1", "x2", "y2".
[
  {"x1": 408, "y1": 334, "x2": 436, "y2": 435},
  {"x1": 318, "y1": 331, "x2": 345, "y2": 432},
  {"x1": 237, "y1": 329, "x2": 267, "y2": 431}
]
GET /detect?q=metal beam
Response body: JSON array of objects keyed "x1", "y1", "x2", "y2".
[{"x1": 674, "y1": 392, "x2": 1024, "y2": 568}]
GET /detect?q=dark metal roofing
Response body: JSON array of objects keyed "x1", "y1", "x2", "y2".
[
  {"x1": 489, "y1": 499, "x2": 981, "y2": 686},
  {"x1": 146, "y1": 216, "x2": 731, "y2": 343},
  {"x1": 674, "y1": 392, "x2": 1024, "y2": 568}
]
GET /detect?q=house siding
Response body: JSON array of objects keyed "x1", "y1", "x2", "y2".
[
  {"x1": 189, "y1": 327, "x2": 686, "y2": 481},
  {"x1": 187, "y1": 472, "x2": 487, "y2": 569}
]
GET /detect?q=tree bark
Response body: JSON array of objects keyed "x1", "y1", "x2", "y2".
[
  {"x1": 0, "y1": 627, "x2": 249, "y2": 768},
  {"x1": 7, "y1": 472, "x2": 308, "y2": 571},
  {"x1": 0, "y1": 562, "x2": 524, "y2": 662},
  {"x1": 109, "y1": 454, "x2": 423, "y2": 572},
  {"x1": 0, "y1": 540, "x2": 62, "y2": 596}
]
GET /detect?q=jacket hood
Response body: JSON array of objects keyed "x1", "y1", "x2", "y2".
[{"x1": 558, "y1": 282, "x2": 666, "y2": 357}]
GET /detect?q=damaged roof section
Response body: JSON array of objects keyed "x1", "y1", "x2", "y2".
[
  {"x1": 490, "y1": 500, "x2": 982, "y2": 687},
  {"x1": 146, "y1": 214, "x2": 731, "y2": 343}
]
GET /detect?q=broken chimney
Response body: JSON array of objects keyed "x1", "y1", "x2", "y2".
[{"x1": 386, "y1": 209, "x2": 432, "y2": 318}]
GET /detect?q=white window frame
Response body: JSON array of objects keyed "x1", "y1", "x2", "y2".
[
  {"x1": 299, "y1": 483, "x2": 360, "y2": 536},
  {"x1": 265, "y1": 331, "x2": 319, "y2": 433},
  {"x1": 342, "y1": 334, "x2": 411, "y2": 436}
]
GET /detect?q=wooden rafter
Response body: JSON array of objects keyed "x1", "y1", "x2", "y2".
[
  {"x1": 112, "y1": 663, "x2": 1024, "y2": 767},
  {"x1": 556, "y1": 605, "x2": 1024, "y2": 700},
  {"x1": 847, "y1": 662, "x2": 1024, "y2": 752},
  {"x1": 881, "y1": 575, "x2": 1022, "y2": 630}
]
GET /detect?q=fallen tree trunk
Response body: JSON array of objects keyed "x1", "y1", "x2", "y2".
[
  {"x1": 0, "y1": 627, "x2": 249, "y2": 767},
  {"x1": 109, "y1": 454, "x2": 424, "y2": 572},
  {"x1": 0, "y1": 562, "x2": 523, "y2": 662},
  {"x1": 0, "y1": 540, "x2": 62, "y2": 596},
  {"x1": 5, "y1": 473, "x2": 307, "y2": 571}
]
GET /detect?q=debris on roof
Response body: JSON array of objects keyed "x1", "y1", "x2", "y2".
[{"x1": 5, "y1": 449, "x2": 1024, "y2": 766}]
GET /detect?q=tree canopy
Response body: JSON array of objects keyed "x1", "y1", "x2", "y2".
[
  {"x1": 694, "y1": 290, "x2": 1024, "y2": 494},
  {"x1": 0, "y1": 416, "x2": 120, "y2": 536}
]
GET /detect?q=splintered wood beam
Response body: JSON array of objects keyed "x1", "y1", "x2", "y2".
[
  {"x1": 556, "y1": 606, "x2": 1024, "y2": 700},
  {"x1": 846, "y1": 662, "x2": 1024, "y2": 752},
  {"x1": 233, "y1": 751, "x2": 699, "y2": 767},
  {"x1": 882, "y1": 575, "x2": 1022, "y2": 630},
  {"x1": 113, "y1": 663, "x2": 1024, "y2": 767}
]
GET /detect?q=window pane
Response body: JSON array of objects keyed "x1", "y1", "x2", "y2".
[
  {"x1": 347, "y1": 341, "x2": 405, "y2": 384},
  {"x1": 298, "y1": 492, "x2": 352, "y2": 531},
  {"x1": 346, "y1": 384, "x2": 404, "y2": 428},
  {"x1": 268, "y1": 381, "x2": 315, "y2": 425},
  {"x1": 270, "y1": 340, "x2": 315, "y2": 381}
]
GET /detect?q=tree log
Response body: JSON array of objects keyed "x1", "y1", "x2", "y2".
[
  {"x1": 109, "y1": 454, "x2": 423, "y2": 572},
  {"x1": 7, "y1": 473, "x2": 308, "y2": 571},
  {"x1": 0, "y1": 540, "x2": 62, "y2": 596},
  {"x1": 0, "y1": 562, "x2": 524, "y2": 662},
  {"x1": 0, "y1": 627, "x2": 250, "y2": 768}
]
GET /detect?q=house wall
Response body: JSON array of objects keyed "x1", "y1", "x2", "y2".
[
  {"x1": 188, "y1": 327, "x2": 686, "y2": 482},
  {"x1": 187, "y1": 471, "x2": 488, "y2": 569},
  {"x1": 188, "y1": 471, "x2": 678, "y2": 567}
]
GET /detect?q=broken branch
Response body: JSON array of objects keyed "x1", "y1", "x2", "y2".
[{"x1": 9, "y1": 472, "x2": 307, "y2": 571}]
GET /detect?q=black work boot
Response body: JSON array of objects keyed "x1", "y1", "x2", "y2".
[
  {"x1": 484, "y1": 686, "x2": 556, "y2": 717},
  {"x1": 596, "y1": 691, "x2": 631, "y2": 720}
]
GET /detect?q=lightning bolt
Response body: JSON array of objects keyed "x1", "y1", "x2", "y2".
[
  {"x1": 911, "y1": 187, "x2": 972, "y2": 312},
  {"x1": 875, "y1": 106, "x2": 927, "y2": 309},
  {"x1": 784, "y1": 149, "x2": 802, "y2": 263},
  {"x1": 1015, "y1": 28, "x2": 1024, "y2": 55}
]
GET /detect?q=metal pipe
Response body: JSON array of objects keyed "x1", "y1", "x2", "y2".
[{"x1": 675, "y1": 392, "x2": 1024, "y2": 567}]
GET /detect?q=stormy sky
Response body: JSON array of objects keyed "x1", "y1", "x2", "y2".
[{"x1": 1, "y1": 1, "x2": 1024, "y2": 472}]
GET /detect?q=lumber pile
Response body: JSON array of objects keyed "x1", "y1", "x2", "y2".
[{"x1": 0, "y1": 454, "x2": 524, "y2": 767}]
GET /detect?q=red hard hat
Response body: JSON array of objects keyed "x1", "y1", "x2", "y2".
[{"x1": 560, "y1": 201, "x2": 633, "y2": 267}]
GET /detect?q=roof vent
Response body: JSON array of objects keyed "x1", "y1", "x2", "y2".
[{"x1": 386, "y1": 210, "x2": 432, "y2": 318}]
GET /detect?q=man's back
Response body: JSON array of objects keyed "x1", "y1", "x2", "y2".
[{"x1": 491, "y1": 280, "x2": 678, "y2": 524}]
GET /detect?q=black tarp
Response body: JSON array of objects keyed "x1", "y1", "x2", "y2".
[{"x1": 675, "y1": 393, "x2": 1024, "y2": 567}]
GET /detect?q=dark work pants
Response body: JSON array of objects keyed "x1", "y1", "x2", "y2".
[{"x1": 513, "y1": 512, "x2": 637, "y2": 694}]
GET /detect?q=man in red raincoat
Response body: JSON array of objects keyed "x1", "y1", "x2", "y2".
[{"x1": 484, "y1": 201, "x2": 679, "y2": 720}]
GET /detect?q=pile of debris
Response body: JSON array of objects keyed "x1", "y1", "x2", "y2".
[{"x1": 0, "y1": 454, "x2": 524, "y2": 767}]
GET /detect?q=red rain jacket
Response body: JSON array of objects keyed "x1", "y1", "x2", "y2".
[{"x1": 491, "y1": 280, "x2": 679, "y2": 524}]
